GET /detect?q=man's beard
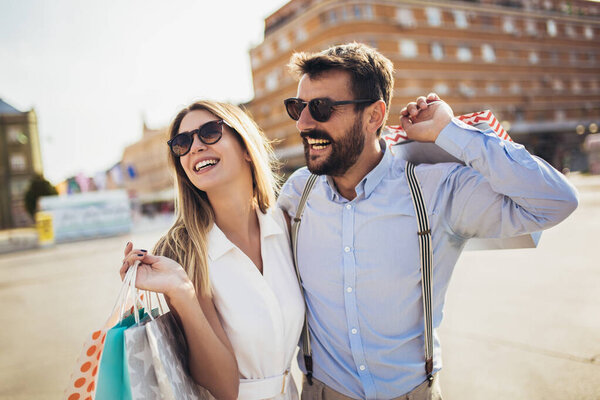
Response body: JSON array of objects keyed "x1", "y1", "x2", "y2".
[{"x1": 302, "y1": 116, "x2": 365, "y2": 177}]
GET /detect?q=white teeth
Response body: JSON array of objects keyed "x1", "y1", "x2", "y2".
[
  {"x1": 194, "y1": 159, "x2": 218, "y2": 171},
  {"x1": 306, "y1": 138, "x2": 331, "y2": 145}
]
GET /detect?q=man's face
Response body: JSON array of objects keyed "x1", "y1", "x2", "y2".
[{"x1": 295, "y1": 70, "x2": 366, "y2": 176}]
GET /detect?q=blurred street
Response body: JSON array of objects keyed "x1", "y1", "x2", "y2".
[{"x1": 0, "y1": 175, "x2": 598, "y2": 400}]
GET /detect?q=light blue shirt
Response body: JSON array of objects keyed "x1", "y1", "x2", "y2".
[{"x1": 277, "y1": 119, "x2": 578, "y2": 399}]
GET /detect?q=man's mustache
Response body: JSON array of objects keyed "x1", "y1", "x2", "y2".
[{"x1": 300, "y1": 130, "x2": 333, "y2": 142}]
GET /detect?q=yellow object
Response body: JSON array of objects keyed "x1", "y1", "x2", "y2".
[{"x1": 35, "y1": 211, "x2": 54, "y2": 246}]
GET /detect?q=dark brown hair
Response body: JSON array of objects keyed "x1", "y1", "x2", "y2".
[{"x1": 289, "y1": 42, "x2": 394, "y2": 134}]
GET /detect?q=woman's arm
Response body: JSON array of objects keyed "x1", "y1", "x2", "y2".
[{"x1": 121, "y1": 243, "x2": 239, "y2": 400}]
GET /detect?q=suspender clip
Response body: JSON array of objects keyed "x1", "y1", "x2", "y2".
[{"x1": 304, "y1": 355, "x2": 314, "y2": 386}]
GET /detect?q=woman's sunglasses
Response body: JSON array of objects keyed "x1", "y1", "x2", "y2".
[
  {"x1": 167, "y1": 120, "x2": 228, "y2": 157},
  {"x1": 284, "y1": 97, "x2": 378, "y2": 122}
]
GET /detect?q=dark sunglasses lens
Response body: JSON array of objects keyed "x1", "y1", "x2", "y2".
[
  {"x1": 285, "y1": 99, "x2": 304, "y2": 121},
  {"x1": 170, "y1": 134, "x2": 192, "y2": 156},
  {"x1": 199, "y1": 121, "x2": 222, "y2": 144},
  {"x1": 310, "y1": 99, "x2": 333, "y2": 122}
]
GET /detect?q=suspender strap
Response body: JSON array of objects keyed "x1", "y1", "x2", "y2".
[
  {"x1": 292, "y1": 165, "x2": 434, "y2": 386},
  {"x1": 405, "y1": 161, "x2": 435, "y2": 385},
  {"x1": 291, "y1": 173, "x2": 318, "y2": 385}
]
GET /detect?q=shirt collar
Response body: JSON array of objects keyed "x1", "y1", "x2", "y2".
[
  {"x1": 207, "y1": 208, "x2": 283, "y2": 261},
  {"x1": 324, "y1": 140, "x2": 391, "y2": 202}
]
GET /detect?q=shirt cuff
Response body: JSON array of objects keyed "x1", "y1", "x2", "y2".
[{"x1": 434, "y1": 118, "x2": 482, "y2": 161}]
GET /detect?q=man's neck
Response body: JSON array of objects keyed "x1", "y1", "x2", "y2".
[{"x1": 332, "y1": 139, "x2": 384, "y2": 201}]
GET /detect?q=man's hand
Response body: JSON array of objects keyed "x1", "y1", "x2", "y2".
[{"x1": 400, "y1": 93, "x2": 454, "y2": 143}]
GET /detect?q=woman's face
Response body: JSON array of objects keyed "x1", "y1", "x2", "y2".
[{"x1": 177, "y1": 109, "x2": 252, "y2": 195}]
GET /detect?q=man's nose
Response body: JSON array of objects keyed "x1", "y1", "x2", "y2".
[{"x1": 296, "y1": 105, "x2": 317, "y2": 132}]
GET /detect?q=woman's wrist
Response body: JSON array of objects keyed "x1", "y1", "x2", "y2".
[{"x1": 165, "y1": 277, "x2": 196, "y2": 308}]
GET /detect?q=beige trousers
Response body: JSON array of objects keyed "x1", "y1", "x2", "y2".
[{"x1": 301, "y1": 374, "x2": 443, "y2": 400}]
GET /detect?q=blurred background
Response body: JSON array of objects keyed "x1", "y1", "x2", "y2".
[{"x1": 0, "y1": 0, "x2": 599, "y2": 399}]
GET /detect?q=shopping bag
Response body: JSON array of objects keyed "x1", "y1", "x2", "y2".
[
  {"x1": 95, "y1": 310, "x2": 142, "y2": 400},
  {"x1": 382, "y1": 110, "x2": 542, "y2": 250},
  {"x1": 145, "y1": 311, "x2": 214, "y2": 400},
  {"x1": 124, "y1": 303, "x2": 162, "y2": 399},
  {"x1": 65, "y1": 262, "x2": 143, "y2": 400}
]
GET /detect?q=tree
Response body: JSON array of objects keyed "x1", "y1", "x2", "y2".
[{"x1": 24, "y1": 174, "x2": 58, "y2": 218}]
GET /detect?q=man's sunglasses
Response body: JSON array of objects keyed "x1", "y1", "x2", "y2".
[
  {"x1": 167, "y1": 120, "x2": 228, "y2": 157},
  {"x1": 284, "y1": 97, "x2": 378, "y2": 122}
]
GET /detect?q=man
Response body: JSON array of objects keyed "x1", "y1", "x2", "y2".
[{"x1": 277, "y1": 43, "x2": 578, "y2": 400}]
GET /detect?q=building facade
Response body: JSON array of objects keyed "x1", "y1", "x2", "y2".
[
  {"x1": 121, "y1": 122, "x2": 174, "y2": 215},
  {"x1": 0, "y1": 99, "x2": 44, "y2": 229},
  {"x1": 246, "y1": 0, "x2": 600, "y2": 173}
]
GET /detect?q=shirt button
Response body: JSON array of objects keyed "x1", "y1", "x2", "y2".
[
  {"x1": 345, "y1": 204, "x2": 352, "y2": 210},
  {"x1": 346, "y1": 287, "x2": 353, "y2": 293},
  {"x1": 359, "y1": 365, "x2": 366, "y2": 371},
  {"x1": 344, "y1": 246, "x2": 351, "y2": 252},
  {"x1": 351, "y1": 328, "x2": 358, "y2": 334}
]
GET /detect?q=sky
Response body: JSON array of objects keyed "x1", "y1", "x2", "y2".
[{"x1": 0, "y1": 0, "x2": 288, "y2": 184}]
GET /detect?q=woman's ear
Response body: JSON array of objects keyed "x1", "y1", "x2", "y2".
[{"x1": 244, "y1": 150, "x2": 252, "y2": 162}]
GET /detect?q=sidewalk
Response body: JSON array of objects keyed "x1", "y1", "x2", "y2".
[{"x1": 0, "y1": 228, "x2": 38, "y2": 254}]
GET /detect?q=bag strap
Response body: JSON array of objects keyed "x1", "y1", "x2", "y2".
[
  {"x1": 291, "y1": 165, "x2": 434, "y2": 386},
  {"x1": 405, "y1": 161, "x2": 434, "y2": 385},
  {"x1": 291, "y1": 173, "x2": 318, "y2": 385}
]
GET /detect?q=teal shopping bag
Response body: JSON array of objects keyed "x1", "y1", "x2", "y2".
[{"x1": 95, "y1": 308, "x2": 145, "y2": 400}]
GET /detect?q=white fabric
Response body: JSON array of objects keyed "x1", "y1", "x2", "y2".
[{"x1": 208, "y1": 207, "x2": 304, "y2": 400}]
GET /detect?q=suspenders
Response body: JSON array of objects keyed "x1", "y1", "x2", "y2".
[{"x1": 290, "y1": 162, "x2": 434, "y2": 386}]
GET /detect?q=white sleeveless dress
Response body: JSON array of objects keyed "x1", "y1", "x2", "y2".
[{"x1": 207, "y1": 208, "x2": 304, "y2": 400}]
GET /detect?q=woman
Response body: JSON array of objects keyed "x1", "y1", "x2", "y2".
[{"x1": 120, "y1": 101, "x2": 304, "y2": 400}]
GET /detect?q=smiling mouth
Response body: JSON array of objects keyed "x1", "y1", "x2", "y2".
[
  {"x1": 306, "y1": 138, "x2": 331, "y2": 150},
  {"x1": 194, "y1": 159, "x2": 219, "y2": 172}
]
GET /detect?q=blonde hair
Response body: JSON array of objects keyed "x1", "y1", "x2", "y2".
[{"x1": 153, "y1": 100, "x2": 280, "y2": 297}]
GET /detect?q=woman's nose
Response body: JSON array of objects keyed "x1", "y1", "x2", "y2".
[{"x1": 189, "y1": 133, "x2": 207, "y2": 153}]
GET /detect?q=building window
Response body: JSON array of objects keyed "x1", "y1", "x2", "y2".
[
  {"x1": 529, "y1": 51, "x2": 539, "y2": 64},
  {"x1": 565, "y1": 24, "x2": 576, "y2": 38},
  {"x1": 340, "y1": 7, "x2": 349, "y2": 21},
  {"x1": 569, "y1": 51, "x2": 577, "y2": 64},
  {"x1": 251, "y1": 53, "x2": 261, "y2": 68},
  {"x1": 584, "y1": 26, "x2": 594, "y2": 39},
  {"x1": 546, "y1": 19, "x2": 558, "y2": 36},
  {"x1": 430, "y1": 42, "x2": 444, "y2": 60},
  {"x1": 265, "y1": 70, "x2": 279, "y2": 92},
  {"x1": 396, "y1": 8, "x2": 415, "y2": 27},
  {"x1": 555, "y1": 110, "x2": 566, "y2": 121},
  {"x1": 425, "y1": 7, "x2": 442, "y2": 27},
  {"x1": 10, "y1": 154, "x2": 27, "y2": 172},
  {"x1": 571, "y1": 79, "x2": 582, "y2": 94},
  {"x1": 399, "y1": 40, "x2": 418, "y2": 58},
  {"x1": 457, "y1": 45, "x2": 472, "y2": 62},
  {"x1": 7, "y1": 126, "x2": 28, "y2": 144},
  {"x1": 510, "y1": 82, "x2": 522, "y2": 94},
  {"x1": 363, "y1": 5, "x2": 373, "y2": 20},
  {"x1": 453, "y1": 10, "x2": 468, "y2": 29},
  {"x1": 503, "y1": 17, "x2": 516, "y2": 34},
  {"x1": 263, "y1": 44, "x2": 273, "y2": 60},
  {"x1": 433, "y1": 82, "x2": 449, "y2": 95},
  {"x1": 525, "y1": 19, "x2": 538, "y2": 36},
  {"x1": 328, "y1": 9, "x2": 337, "y2": 24},
  {"x1": 550, "y1": 50, "x2": 559, "y2": 64},
  {"x1": 353, "y1": 4, "x2": 362, "y2": 19},
  {"x1": 295, "y1": 27, "x2": 307, "y2": 42},
  {"x1": 486, "y1": 82, "x2": 500, "y2": 95},
  {"x1": 278, "y1": 36, "x2": 290, "y2": 51},
  {"x1": 588, "y1": 52, "x2": 596, "y2": 65},
  {"x1": 458, "y1": 82, "x2": 476, "y2": 98},
  {"x1": 481, "y1": 44, "x2": 495, "y2": 62},
  {"x1": 552, "y1": 79, "x2": 564, "y2": 92}
]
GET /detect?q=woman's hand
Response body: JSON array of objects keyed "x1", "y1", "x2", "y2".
[{"x1": 120, "y1": 242, "x2": 194, "y2": 300}]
